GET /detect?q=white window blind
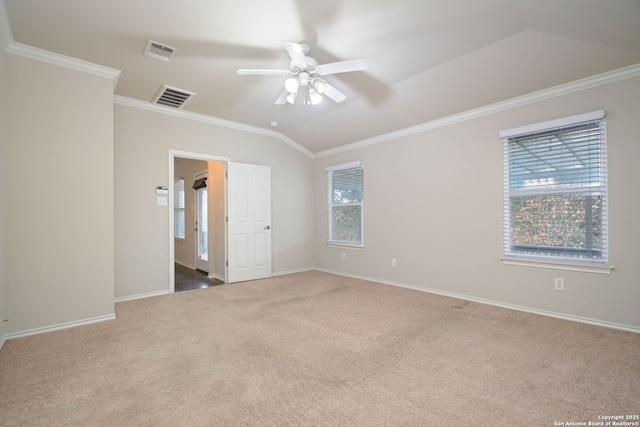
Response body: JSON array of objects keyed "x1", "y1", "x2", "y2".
[
  {"x1": 327, "y1": 161, "x2": 363, "y2": 246},
  {"x1": 175, "y1": 179, "x2": 185, "y2": 239},
  {"x1": 502, "y1": 111, "x2": 608, "y2": 264}
]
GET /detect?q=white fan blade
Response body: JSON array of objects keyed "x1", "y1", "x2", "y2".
[
  {"x1": 323, "y1": 83, "x2": 347, "y2": 103},
  {"x1": 316, "y1": 58, "x2": 368, "y2": 76},
  {"x1": 284, "y1": 42, "x2": 306, "y2": 61},
  {"x1": 275, "y1": 90, "x2": 289, "y2": 105},
  {"x1": 237, "y1": 69, "x2": 290, "y2": 76}
]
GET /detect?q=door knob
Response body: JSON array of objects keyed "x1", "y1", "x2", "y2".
[{"x1": 264, "y1": 225, "x2": 271, "y2": 230}]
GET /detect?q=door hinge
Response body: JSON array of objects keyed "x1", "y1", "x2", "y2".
[
  {"x1": 226, "y1": 260, "x2": 228, "y2": 267},
  {"x1": 226, "y1": 216, "x2": 228, "y2": 222},
  {"x1": 225, "y1": 172, "x2": 228, "y2": 179}
]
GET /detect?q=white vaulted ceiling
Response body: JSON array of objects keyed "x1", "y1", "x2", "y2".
[{"x1": 3, "y1": 0, "x2": 640, "y2": 154}]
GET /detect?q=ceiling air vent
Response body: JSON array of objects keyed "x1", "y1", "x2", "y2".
[
  {"x1": 152, "y1": 85, "x2": 195, "y2": 109},
  {"x1": 144, "y1": 40, "x2": 177, "y2": 62}
]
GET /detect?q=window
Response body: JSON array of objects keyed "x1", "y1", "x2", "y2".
[
  {"x1": 501, "y1": 111, "x2": 608, "y2": 265},
  {"x1": 174, "y1": 178, "x2": 185, "y2": 239},
  {"x1": 327, "y1": 161, "x2": 363, "y2": 246}
]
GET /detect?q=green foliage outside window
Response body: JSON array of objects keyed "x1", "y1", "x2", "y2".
[{"x1": 510, "y1": 195, "x2": 602, "y2": 257}]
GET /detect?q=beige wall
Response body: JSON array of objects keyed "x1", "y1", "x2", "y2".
[
  {"x1": 314, "y1": 76, "x2": 640, "y2": 330},
  {"x1": 2, "y1": 54, "x2": 115, "y2": 334},
  {"x1": 114, "y1": 104, "x2": 315, "y2": 299},
  {"x1": 208, "y1": 160, "x2": 226, "y2": 279}
]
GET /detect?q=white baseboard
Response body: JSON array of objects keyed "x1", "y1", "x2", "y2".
[
  {"x1": 0, "y1": 328, "x2": 8, "y2": 351},
  {"x1": 114, "y1": 289, "x2": 171, "y2": 303},
  {"x1": 207, "y1": 273, "x2": 224, "y2": 281},
  {"x1": 315, "y1": 268, "x2": 640, "y2": 335},
  {"x1": 0, "y1": 313, "x2": 116, "y2": 349},
  {"x1": 175, "y1": 260, "x2": 195, "y2": 270}
]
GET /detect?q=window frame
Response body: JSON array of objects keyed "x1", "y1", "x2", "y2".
[
  {"x1": 326, "y1": 161, "x2": 364, "y2": 248},
  {"x1": 500, "y1": 111, "x2": 612, "y2": 272}
]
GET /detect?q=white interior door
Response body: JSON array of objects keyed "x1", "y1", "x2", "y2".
[
  {"x1": 195, "y1": 172, "x2": 208, "y2": 272},
  {"x1": 227, "y1": 162, "x2": 272, "y2": 283}
]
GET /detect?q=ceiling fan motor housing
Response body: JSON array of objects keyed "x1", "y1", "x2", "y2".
[{"x1": 291, "y1": 56, "x2": 318, "y2": 74}]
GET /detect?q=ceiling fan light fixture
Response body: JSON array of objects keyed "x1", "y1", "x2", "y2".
[
  {"x1": 300, "y1": 88, "x2": 311, "y2": 106},
  {"x1": 284, "y1": 77, "x2": 299, "y2": 93},
  {"x1": 312, "y1": 78, "x2": 327, "y2": 94},
  {"x1": 309, "y1": 88, "x2": 323, "y2": 105},
  {"x1": 286, "y1": 92, "x2": 297, "y2": 104}
]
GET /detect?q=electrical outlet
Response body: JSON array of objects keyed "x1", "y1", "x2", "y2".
[
  {"x1": 554, "y1": 278, "x2": 564, "y2": 291},
  {"x1": 341, "y1": 252, "x2": 346, "y2": 260},
  {"x1": 391, "y1": 258, "x2": 397, "y2": 267}
]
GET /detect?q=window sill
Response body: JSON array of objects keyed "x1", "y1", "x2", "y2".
[
  {"x1": 327, "y1": 243, "x2": 364, "y2": 250},
  {"x1": 500, "y1": 257, "x2": 613, "y2": 275}
]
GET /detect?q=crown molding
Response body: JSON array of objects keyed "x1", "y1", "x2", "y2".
[
  {"x1": 114, "y1": 96, "x2": 314, "y2": 159},
  {"x1": 315, "y1": 63, "x2": 640, "y2": 158},
  {"x1": 6, "y1": 42, "x2": 121, "y2": 88}
]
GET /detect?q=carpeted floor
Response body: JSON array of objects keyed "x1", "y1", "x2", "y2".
[{"x1": 0, "y1": 271, "x2": 638, "y2": 426}]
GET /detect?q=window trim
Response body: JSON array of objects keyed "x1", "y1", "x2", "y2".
[
  {"x1": 326, "y1": 161, "x2": 364, "y2": 247},
  {"x1": 500, "y1": 257, "x2": 613, "y2": 274},
  {"x1": 174, "y1": 178, "x2": 186, "y2": 240},
  {"x1": 500, "y1": 111, "x2": 612, "y2": 272},
  {"x1": 499, "y1": 110, "x2": 605, "y2": 139}
]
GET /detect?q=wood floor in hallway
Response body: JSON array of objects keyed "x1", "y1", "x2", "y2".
[{"x1": 174, "y1": 263, "x2": 224, "y2": 292}]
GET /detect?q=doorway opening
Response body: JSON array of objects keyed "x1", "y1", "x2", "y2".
[{"x1": 169, "y1": 150, "x2": 230, "y2": 293}]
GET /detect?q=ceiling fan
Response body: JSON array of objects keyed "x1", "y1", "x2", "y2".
[{"x1": 237, "y1": 42, "x2": 368, "y2": 106}]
